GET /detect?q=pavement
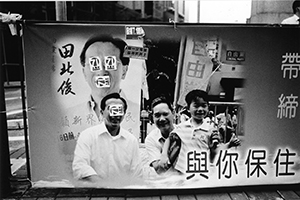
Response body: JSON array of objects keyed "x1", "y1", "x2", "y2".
[
  {"x1": 4, "y1": 82, "x2": 26, "y2": 174},
  {"x1": 5, "y1": 82, "x2": 24, "y2": 128}
]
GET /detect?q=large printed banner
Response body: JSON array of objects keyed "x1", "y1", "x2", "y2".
[{"x1": 24, "y1": 23, "x2": 300, "y2": 189}]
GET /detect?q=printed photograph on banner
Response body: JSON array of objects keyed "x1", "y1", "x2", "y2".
[{"x1": 23, "y1": 24, "x2": 300, "y2": 189}]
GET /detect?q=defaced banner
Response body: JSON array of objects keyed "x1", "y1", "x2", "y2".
[{"x1": 23, "y1": 22, "x2": 300, "y2": 188}]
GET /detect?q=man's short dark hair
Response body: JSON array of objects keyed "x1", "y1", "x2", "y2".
[
  {"x1": 100, "y1": 93, "x2": 128, "y2": 112},
  {"x1": 185, "y1": 89, "x2": 209, "y2": 108},
  {"x1": 80, "y1": 34, "x2": 130, "y2": 67},
  {"x1": 292, "y1": 0, "x2": 300, "y2": 14},
  {"x1": 151, "y1": 96, "x2": 174, "y2": 112}
]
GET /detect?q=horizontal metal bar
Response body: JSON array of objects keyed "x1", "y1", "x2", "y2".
[{"x1": 210, "y1": 101, "x2": 244, "y2": 106}]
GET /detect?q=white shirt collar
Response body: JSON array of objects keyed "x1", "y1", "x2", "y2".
[
  {"x1": 184, "y1": 118, "x2": 212, "y2": 131},
  {"x1": 98, "y1": 121, "x2": 126, "y2": 139}
]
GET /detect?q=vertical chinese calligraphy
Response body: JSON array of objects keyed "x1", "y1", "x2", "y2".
[
  {"x1": 281, "y1": 53, "x2": 300, "y2": 79},
  {"x1": 277, "y1": 94, "x2": 298, "y2": 119},
  {"x1": 57, "y1": 43, "x2": 76, "y2": 96},
  {"x1": 278, "y1": 52, "x2": 299, "y2": 119}
]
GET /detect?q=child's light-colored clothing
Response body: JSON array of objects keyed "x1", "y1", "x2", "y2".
[{"x1": 171, "y1": 118, "x2": 216, "y2": 173}]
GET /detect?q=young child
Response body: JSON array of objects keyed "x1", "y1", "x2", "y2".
[{"x1": 159, "y1": 89, "x2": 221, "y2": 174}]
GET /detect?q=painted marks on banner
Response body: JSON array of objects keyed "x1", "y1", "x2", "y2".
[
  {"x1": 124, "y1": 46, "x2": 149, "y2": 60},
  {"x1": 125, "y1": 25, "x2": 145, "y2": 40},
  {"x1": 109, "y1": 104, "x2": 124, "y2": 116},
  {"x1": 95, "y1": 75, "x2": 110, "y2": 88},
  {"x1": 89, "y1": 56, "x2": 118, "y2": 72},
  {"x1": 226, "y1": 50, "x2": 246, "y2": 61}
]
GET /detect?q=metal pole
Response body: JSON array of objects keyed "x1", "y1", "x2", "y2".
[
  {"x1": 174, "y1": 0, "x2": 179, "y2": 22},
  {"x1": 173, "y1": 35, "x2": 186, "y2": 107},
  {"x1": 55, "y1": 1, "x2": 67, "y2": 21},
  {"x1": 17, "y1": 22, "x2": 31, "y2": 179},
  {"x1": 0, "y1": 22, "x2": 12, "y2": 198},
  {"x1": 141, "y1": 1, "x2": 145, "y2": 19},
  {"x1": 197, "y1": 0, "x2": 201, "y2": 23}
]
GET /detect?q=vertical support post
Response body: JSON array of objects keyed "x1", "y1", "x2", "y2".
[
  {"x1": 55, "y1": 1, "x2": 67, "y2": 21},
  {"x1": 173, "y1": 36, "x2": 186, "y2": 107},
  {"x1": 197, "y1": 0, "x2": 201, "y2": 23},
  {"x1": 174, "y1": 0, "x2": 179, "y2": 22},
  {"x1": 214, "y1": 104, "x2": 217, "y2": 124},
  {"x1": 17, "y1": 22, "x2": 31, "y2": 179},
  {"x1": 141, "y1": 1, "x2": 145, "y2": 18},
  {"x1": 0, "y1": 22, "x2": 12, "y2": 198}
]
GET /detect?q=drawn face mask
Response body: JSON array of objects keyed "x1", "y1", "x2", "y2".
[
  {"x1": 108, "y1": 104, "x2": 124, "y2": 117},
  {"x1": 94, "y1": 75, "x2": 110, "y2": 88},
  {"x1": 89, "y1": 56, "x2": 102, "y2": 72},
  {"x1": 84, "y1": 42, "x2": 127, "y2": 93},
  {"x1": 89, "y1": 56, "x2": 118, "y2": 72},
  {"x1": 89, "y1": 56, "x2": 119, "y2": 88},
  {"x1": 103, "y1": 56, "x2": 118, "y2": 71}
]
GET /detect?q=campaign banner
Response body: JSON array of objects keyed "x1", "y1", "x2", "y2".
[
  {"x1": 23, "y1": 23, "x2": 300, "y2": 189},
  {"x1": 177, "y1": 36, "x2": 215, "y2": 106}
]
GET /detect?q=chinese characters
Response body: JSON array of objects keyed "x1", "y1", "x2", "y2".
[
  {"x1": 277, "y1": 94, "x2": 298, "y2": 119},
  {"x1": 187, "y1": 60, "x2": 205, "y2": 78},
  {"x1": 186, "y1": 148, "x2": 297, "y2": 180},
  {"x1": 57, "y1": 43, "x2": 76, "y2": 96},
  {"x1": 123, "y1": 46, "x2": 149, "y2": 60},
  {"x1": 278, "y1": 52, "x2": 299, "y2": 119},
  {"x1": 281, "y1": 53, "x2": 300, "y2": 79}
]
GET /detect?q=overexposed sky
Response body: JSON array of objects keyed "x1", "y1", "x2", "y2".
[{"x1": 186, "y1": 0, "x2": 252, "y2": 23}]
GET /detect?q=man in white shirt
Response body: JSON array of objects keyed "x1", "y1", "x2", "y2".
[
  {"x1": 145, "y1": 96, "x2": 178, "y2": 174},
  {"x1": 72, "y1": 93, "x2": 143, "y2": 182},
  {"x1": 281, "y1": 0, "x2": 300, "y2": 24}
]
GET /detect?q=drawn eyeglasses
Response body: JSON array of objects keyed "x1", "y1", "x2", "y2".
[{"x1": 89, "y1": 56, "x2": 121, "y2": 72}]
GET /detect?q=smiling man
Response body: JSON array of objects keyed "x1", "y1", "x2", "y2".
[
  {"x1": 145, "y1": 96, "x2": 177, "y2": 174},
  {"x1": 72, "y1": 93, "x2": 143, "y2": 182}
]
